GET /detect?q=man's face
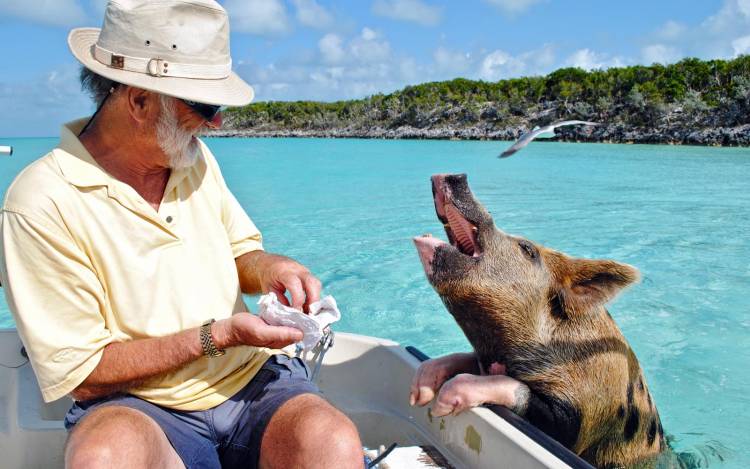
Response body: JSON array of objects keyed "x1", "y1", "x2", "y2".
[{"x1": 155, "y1": 96, "x2": 220, "y2": 170}]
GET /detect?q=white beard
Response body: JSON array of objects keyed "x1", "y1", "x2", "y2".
[{"x1": 156, "y1": 95, "x2": 202, "y2": 170}]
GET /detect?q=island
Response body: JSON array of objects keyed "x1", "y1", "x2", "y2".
[{"x1": 215, "y1": 56, "x2": 750, "y2": 146}]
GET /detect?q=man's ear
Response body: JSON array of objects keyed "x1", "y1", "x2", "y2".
[
  {"x1": 555, "y1": 258, "x2": 640, "y2": 317},
  {"x1": 125, "y1": 86, "x2": 158, "y2": 124}
]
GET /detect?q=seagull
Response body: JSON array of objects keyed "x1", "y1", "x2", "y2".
[{"x1": 499, "y1": 120, "x2": 600, "y2": 158}]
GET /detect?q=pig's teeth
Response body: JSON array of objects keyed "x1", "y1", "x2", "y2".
[
  {"x1": 422, "y1": 233, "x2": 432, "y2": 237},
  {"x1": 445, "y1": 203, "x2": 476, "y2": 255}
]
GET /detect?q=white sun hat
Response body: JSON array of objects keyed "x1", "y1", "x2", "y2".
[{"x1": 68, "y1": 0, "x2": 253, "y2": 107}]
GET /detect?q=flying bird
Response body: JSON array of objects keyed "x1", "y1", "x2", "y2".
[{"x1": 499, "y1": 120, "x2": 600, "y2": 158}]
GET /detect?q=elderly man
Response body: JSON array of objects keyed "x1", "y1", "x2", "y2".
[{"x1": 0, "y1": 1, "x2": 363, "y2": 468}]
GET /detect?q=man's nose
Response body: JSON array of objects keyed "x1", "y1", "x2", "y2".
[{"x1": 205, "y1": 112, "x2": 223, "y2": 129}]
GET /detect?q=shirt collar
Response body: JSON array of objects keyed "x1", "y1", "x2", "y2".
[
  {"x1": 53, "y1": 118, "x2": 200, "y2": 191},
  {"x1": 54, "y1": 118, "x2": 112, "y2": 188}
]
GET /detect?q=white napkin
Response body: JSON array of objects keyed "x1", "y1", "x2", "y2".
[{"x1": 257, "y1": 293, "x2": 341, "y2": 351}]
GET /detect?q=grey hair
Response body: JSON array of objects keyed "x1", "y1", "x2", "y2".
[{"x1": 79, "y1": 67, "x2": 120, "y2": 106}]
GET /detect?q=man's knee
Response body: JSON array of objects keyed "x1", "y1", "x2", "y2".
[
  {"x1": 297, "y1": 398, "x2": 361, "y2": 458},
  {"x1": 65, "y1": 406, "x2": 182, "y2": 469},
  {"x1": 262, "y1": 394, "x2": 362, "y2": 468}
]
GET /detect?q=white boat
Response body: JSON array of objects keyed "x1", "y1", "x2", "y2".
[
  {"x1": 0, "y1": 145, "x2": 12, "y2": 156},
  {"x1": 0, "y1": 328, "x2": 593, "y2": 468}
]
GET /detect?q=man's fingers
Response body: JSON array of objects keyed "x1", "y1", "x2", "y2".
[
  {"x1": 284, "y1": 276, "x2": 306, "y2": 310},
  {"x1": 262, "y1": 324, "x2": 303, "y2": 347},
  {"x1": 301, "y1": 274, "x2": 322, "y2": 311},
  {"x1": 271, "y1": 288, "x2": 291, "y2": 306}
]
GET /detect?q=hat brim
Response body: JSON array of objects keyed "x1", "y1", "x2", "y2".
[{"x1": 68, "y1": 28, "x2": 254, "y2": 107}]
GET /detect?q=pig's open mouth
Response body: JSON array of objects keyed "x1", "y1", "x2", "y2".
[{"x1": 413, "y1": 174, "x2": 481, "y2": 277}]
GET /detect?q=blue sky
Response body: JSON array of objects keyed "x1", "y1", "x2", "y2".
[{"x1": 1, "y1": 0, "x2": 749, "y2": 136}]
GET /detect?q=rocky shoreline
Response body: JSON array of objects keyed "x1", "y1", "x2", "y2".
[{"x1": 208, "y1": 123, "x2": 750, "y2": 146}]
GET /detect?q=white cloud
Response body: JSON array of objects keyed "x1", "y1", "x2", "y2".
[
  {"x1": 641, "y1": 44, "x2": 682, "y2": 64},
  {"x1": 564, "y1": 49, "x2": 626, "y2": 70},
  {"x1": 399, "y1": 57, "x2": 421, "y2": 81},
  {"x1": 641, "y1": 1, "x2": 750, "y2": 60},
  {"x1": 224, "y1": 0, "x2": 291, "y2": 36},
  {"x1": 361, "y1": 27, "x2": 378, "y2": 41},
  {"x1": 431, "y1": 44, "x2": 556, "y2": 82},
  {"x1": 349, "y1": 28, "x2": 391, "y2": 63},
  {"x1": 0, "y1": 64, "x2": 92, "y2": 136},
  {"x1": 433, "y1": 47, "x2": 472, "y2": 75},
  {"x1": 483, "y1": 0, "x2": 542, "y2": 15},
  {"x1": 732, "y1": 35, "x2": 750, "y2": 55},
  {"x1": 0, "y1": 0, "x2": 87, "y2": 27},
  {"x1": 701, "y1": 0, "x2": 750, "y2": 36},
  {"x1": 371, "y1": 0, "x2": 442, "y2": 26},
  {"x1": 524, "y1": 43, "x2": 556, "y2": 70},
  {"x1": 291, "y1": 0, "x2": 334, "y2": 29},
  {"x1": 478, "y1": 50, "x2": 527, "y2": 81},
  {"x1": 319, "y1": 33, "x2": 345, "y2": 64},
  {"x1": 657, "y1": 20, "x2": 687, "y2": 40}
]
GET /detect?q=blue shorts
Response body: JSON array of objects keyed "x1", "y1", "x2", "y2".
[{"x1": 64, "y1": 354, "x2": 320, "y2": 469}]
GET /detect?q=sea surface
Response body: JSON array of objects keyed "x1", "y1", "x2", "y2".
[{"x1": 1, "y1": 136, "x2": 748, "y2": 466}]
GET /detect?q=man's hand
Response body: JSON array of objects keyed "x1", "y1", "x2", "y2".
[
  {"x1": 214, "y1": 313, "x2": 303, "y2": 350},
  {"x1": 410, "y1": 353, "x2": 480, "y2": 406},
  {"x1": 237, "y1": 251, "x2": 322, "y2": 312}
]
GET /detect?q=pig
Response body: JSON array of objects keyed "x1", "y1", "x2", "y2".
[{"x1": 410, "y1": 173, "x2": 667, "y2": 469}]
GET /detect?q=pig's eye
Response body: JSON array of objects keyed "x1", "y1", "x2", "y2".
[{"x1": 518, "y1": 240, "x2": 538, "y2": 260}]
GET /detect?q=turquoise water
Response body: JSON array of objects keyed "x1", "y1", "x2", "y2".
[{"x1": 1, "y1": 136, "x2": 748, "y2": 466}]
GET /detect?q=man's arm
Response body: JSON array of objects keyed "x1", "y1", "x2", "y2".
[
  {"x1": 72, "y1": 313, "x2": 303, "y2": 401},
  {"x1": 74, "y1": 251, "x2": 320, "y2": 401}
]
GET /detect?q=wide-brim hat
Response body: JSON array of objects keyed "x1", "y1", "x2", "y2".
[{"x1": 68, "y1": 0, "x2": 253, "y2": 107}]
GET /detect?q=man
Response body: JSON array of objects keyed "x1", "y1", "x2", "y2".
[{"x1": 0, "y1": 1, "x2": 363, "y2": 468}]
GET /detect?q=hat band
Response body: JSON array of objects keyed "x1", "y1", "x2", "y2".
[{"x1": 93, "y1": 44, "x2": 231, "y2": 80}]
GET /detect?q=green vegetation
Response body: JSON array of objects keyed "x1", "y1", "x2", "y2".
[{"x1": 224, "y1": 56, "x2": 750, "y2": 138}]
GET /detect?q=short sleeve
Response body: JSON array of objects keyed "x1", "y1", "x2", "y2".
[
  {"x1": 200, "y1": 143, "x2": 264, "y2": 258},
  {"x1": 222, "y1": 187, "x2": 264, "y2": 258},
  {"x1": 0, "y1": 209, "x2": 113, "y2": 402}
]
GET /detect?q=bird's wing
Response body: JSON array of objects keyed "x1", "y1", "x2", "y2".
[
  {"x1": 499, "y1": 128, "x2": 546, "y2": 158},
  {"x1": 550, "y1": 120, "x2": 600, "y2": 128},
  {"x1": 499, "y1": 147, "x2": 519, "y2": 158}
]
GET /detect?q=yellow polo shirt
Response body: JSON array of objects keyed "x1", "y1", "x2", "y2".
[{"x1": 0, "y1": 118, "x2": 274, "y2": 410}]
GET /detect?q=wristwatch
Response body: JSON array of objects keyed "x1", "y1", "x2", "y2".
[{"x1": 200, "y1": 319, "x2": 225, "y2": 357}]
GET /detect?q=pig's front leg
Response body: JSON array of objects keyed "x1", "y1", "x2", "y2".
[
  {"x1": 431, "y1": 372, "x2": 581, "y2": 449},
  {"x1": 410, "y1": 352, "x2": 481, "y2": 407},
  {"x1": 430, "y1": 373, "x2": 531, "y2": 417}
]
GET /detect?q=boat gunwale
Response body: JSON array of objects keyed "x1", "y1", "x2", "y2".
[{"x1": 405, "y1": 345, "x2": 595, "y2": 469}]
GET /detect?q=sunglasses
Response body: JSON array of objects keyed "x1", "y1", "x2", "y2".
[{"x1": 181, "y1": 99, "x2": 224, "y2": 121}]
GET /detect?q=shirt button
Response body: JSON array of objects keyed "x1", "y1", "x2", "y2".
[{"x1": 166, "y1": 216, "x2": 173, "y2": 223}]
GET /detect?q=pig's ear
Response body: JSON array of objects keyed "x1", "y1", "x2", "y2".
[{"x1": 556, "y1": 258, "x2": 640, "y2": 316}]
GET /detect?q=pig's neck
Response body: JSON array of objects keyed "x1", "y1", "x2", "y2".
[{"x1": 444, "y1": 298, "x2": 544, "y2": 374}]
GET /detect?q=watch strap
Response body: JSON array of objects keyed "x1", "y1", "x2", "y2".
[{"x1": 200, "y1": 319, "x2": 225, "y2": 357}]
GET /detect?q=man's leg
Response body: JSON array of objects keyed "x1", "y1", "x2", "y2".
[
  {"x1": 65, "y1": 406, "x2": 185, "y2": 469},
  {"x1": 259, "y1": 394, "x2": 363, "y2": 469}
]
